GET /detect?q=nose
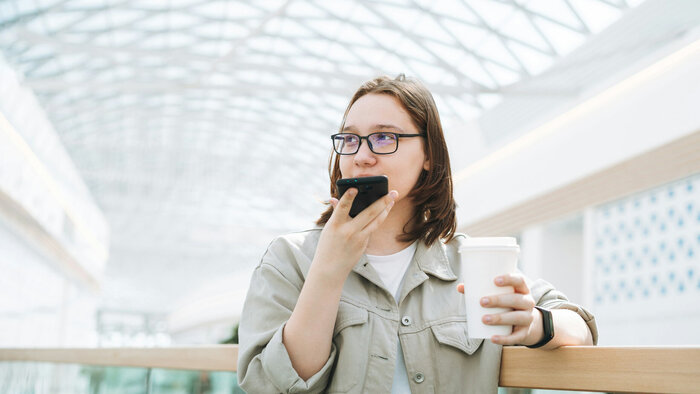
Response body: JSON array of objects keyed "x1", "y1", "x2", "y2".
[{"x1": 353, "y1": 138, "x2": 376, "y2": 167}]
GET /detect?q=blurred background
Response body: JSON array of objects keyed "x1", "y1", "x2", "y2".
[{"x1": 0, "y1": 0, "x2": 699, "y2": 390}]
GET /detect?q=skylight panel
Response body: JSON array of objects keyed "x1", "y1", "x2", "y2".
[
  {"x1": 274, "y1": 17, "x2": 316, "y2": 40},
  {"x1": 570, "y1": 0, "x2": 625, "y2": 33},
  {"x1": 360, "y1": 26, "x2": 404, "y2": 48},
  {"x1": 44, "y1": 11, "x2": 91, "y2": 33},
  {"x1": 0, "y1": 2, "x2": 16, "y2": 23},
  {"x1": 405, "y1": 59, "x2": 448, "y2": 85},
  {"x1": 109, "y1": 30, "x2": 144, "y2": 47},
  {"x1": 429, "y1": 1, "x2": 481, "y2": 25},
  {"x1": 483, "y1": 60, "x2": 520, "y2": 86},
  {"x1": 344, "y1": 2, "x2": 385, "y2": 26},
  {"x1": 506, "y1": 40, "x2": 553, "y2": 76},
  {"x1": 444, "y1": 95, "x2": 483, "y2": 120},
  {"x1": 311, "y1": 0, "x2": 358, "y2": 21},
  {"x1": 334, "y1": 23, "x2": 376, "y2": 47},
  {"x1": 163, "y1": 12, "x2": 202, "y2": 31},
  {"x1": 164, "y1": 31, "x2": 198, "y2": 48},
  {"x1": 285, "y1": 1, "x2": 328, "y2": 18},
  {"x1": 475, "y1": 35, "x2": 522, "y2": 73},
  {"x1": 497, "y1": 9, "x2": 552, "y2": 54},
  {"x1": 223, "y1": 1, "x2": 263, "y2": 19},
  {"x1": 294, "y1": 37, "x2": 332, "y2": 58},
  {"x1": 441, "y1": 18, "x2": 490, "y2": 51},
  {"x1": 105, "y1": 8, "x2": 149, "y2": 27},
  {"x1": 191, "y1": 1, "x2": 230, "y2": 20},
  {"x1": 429, "y1": 41, "x2": 467, "y2": 69},
  {"x1": 288, "y1": 56, "x2": 334, "y2": 73},
  {"x1": 467, "y1": 0, "x2": 518, "y2": 29},
  {"x1": 303, "y1": 18, "x2": 343, "y2": 39},
  {"x1": 340, "y1": 62, "x2": 377, "y2": 77},
  {"x1": 245, "y1": 36, "x2": 276, "y2": 52},
  {"x1": 325, "y1": 42, "x2": 362, "y2": 65},
  {"x1": 524, "y1": 0, "x2": 586, "y2": 32},
  {"x1": 391, "y1": 38, "x2": 436, "y2": 64},
  {"x1": 409, "y1": 13, "x2": 456, "y2": 46},
  {"x1": 476, "y1": 92, "x2": 503, "y2": 109},
  {"x1": 372, "y1": 3, "x2": 424, "y2": 28},
  {"x1": 534, "y1": 16, "x2": 586, "y2": 56}
]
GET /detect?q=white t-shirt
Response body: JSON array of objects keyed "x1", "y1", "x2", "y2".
[{"x1": 366, "y1": 242, "x2": 417, "y2": 394}]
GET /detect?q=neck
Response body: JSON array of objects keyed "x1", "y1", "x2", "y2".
[{"x1": 365, "y1": 198, "x2": 417, "y2": 255}]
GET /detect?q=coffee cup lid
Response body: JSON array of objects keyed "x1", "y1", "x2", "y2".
[{"x1": 462, "y1": 236, "x2": 517, "y2": 247}]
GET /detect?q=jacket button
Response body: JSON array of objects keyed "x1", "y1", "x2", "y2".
[
  {"x1": 414, "y1": 372, "x2": 425, "y2": 383},
  {"x1": 401, "y1": 316, "x2": 412, "y2": 326}
]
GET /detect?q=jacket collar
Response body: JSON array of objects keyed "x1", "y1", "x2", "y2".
[
  {"x1": 413, "y1": 238, "x2": 458, "y2": 281},
  {"x1": 352, "y1": 238, "x2": 457, "y2": 283}
]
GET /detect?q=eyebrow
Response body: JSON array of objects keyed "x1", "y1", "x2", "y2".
[{"x1": 342, "y1": 124, "x2": 407, "y2": 133}]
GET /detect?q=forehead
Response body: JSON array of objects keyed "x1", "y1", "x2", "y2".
[{"x1": 344, "y1": 93, "x2": 416, "y2": 132}]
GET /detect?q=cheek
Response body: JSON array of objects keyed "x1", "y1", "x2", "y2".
[{"x1": 339, "y1": 156, "x2": 352, "y2": 177}]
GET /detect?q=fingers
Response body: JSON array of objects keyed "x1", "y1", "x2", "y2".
[
  {"x1": 480, "y1": 293, "x2": 535, "y2": 310},
  {"x1": 357, "y1": 191, "x2": 398, "y2": 236},
  {"x1": 482, "y1": 310, "x2": 533, "y2": 327},
  {"x1": 332, "y1": 188, "x2": 357, "y2": 220},
  {"x1": 354, "y1": 190, "x2": 398, "y2": 228},
  {"x1": 329, "y1": 198, "x2": 339, "y2": 208},
  {"x1": 494, "y1": 273, "x2": 530, "y2": 294},
  {"x1": 490, "y1": 327, "x2": 530, "y2": 346}
]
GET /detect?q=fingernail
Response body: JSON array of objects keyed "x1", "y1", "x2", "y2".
[
  {"x1": 481, "y1": 297, "x2": 489, "y2": 306},
  {"x1": 495, "y1": 277, "x2": 504, "y2": 285},
  {"x1": 483, "y1": 315, "x2": 492, "y2": 323},
  {"x1": 389, "y1": 190, "x2": 398, "y2": 199}
]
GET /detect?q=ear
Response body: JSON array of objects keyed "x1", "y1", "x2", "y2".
[{"x1": 423, "y1": 157, "x2": 430, "y2": 171}]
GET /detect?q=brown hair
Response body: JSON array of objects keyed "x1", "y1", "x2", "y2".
[{"x1": 315, "y1": 74, "x2": 456, "y2": 246}]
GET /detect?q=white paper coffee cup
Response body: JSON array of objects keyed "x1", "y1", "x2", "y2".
[{"x1": 459, "y1": 237, "x2": 520, "y2": 339}]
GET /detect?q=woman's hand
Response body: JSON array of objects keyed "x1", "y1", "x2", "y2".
[
  {"x1": 457, "y1": 273, "x2": 541, "y2": 346},
  {"x1": 312, "y1": 188, "x2": 398, "y2": 281}
]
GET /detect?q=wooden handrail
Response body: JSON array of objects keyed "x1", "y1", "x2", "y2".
[
  {"x1": 2, "y1": 346, "x2": 700, "y2": 393},
  {"x1": 0, "y1": 346, "x2": 238, "y2": 372},
  {"x1": 499, "y1": 346, "x2": 700, "y2": 394}
]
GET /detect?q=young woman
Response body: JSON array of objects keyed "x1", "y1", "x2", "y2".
[{"x1": 237, "y1": 75, "x2": 597, "y2": 393}]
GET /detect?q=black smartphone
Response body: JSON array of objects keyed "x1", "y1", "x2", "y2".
[{"x1": 336, "y1": 175, "x2": 389, "y2": 218}]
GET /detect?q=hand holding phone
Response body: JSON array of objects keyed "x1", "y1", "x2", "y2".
[{"x1": 335, "y1": 176, "x2": 389, "y2": 218}]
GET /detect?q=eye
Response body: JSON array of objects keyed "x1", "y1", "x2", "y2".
[
  {"x1": 373, "y1": 132, "x2": 396, "y2": 144},
  {"x1": 343, "y1": 134, "x2": 358, "y2": 144}
]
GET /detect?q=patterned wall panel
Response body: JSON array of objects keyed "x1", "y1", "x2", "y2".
[{"x1": 592, "y1": 173, "x2": 700, "y2": 320}]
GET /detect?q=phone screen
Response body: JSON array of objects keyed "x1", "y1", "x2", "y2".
[{"x1": 336, "y1": 176, "x2": 389, "y2": 217}]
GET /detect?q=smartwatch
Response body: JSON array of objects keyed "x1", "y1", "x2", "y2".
[{"x1": 526, "y1": 306, "x2": 554, "y2": 348}]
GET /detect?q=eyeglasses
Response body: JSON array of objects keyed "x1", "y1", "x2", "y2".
[{"x1": 331, "y1": 132, "x2": 425, "y2": 155}]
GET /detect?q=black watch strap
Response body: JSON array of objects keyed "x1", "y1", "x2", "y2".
[{"x1": 526, "y1": 306, "x2": 554, "y2": 348}]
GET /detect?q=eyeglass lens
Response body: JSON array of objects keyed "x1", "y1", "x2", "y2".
[{"x1": 333, "y1": 133, "x2": 398, "y2": 154}]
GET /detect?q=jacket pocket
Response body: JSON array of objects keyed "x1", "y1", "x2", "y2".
[
  {"x1": 328, "y1": 301, "x2": 370, "y2": 393},
  {"x1": 333, "y1": 301, "x2": 368, "y2": 336},
  {"x1": 431, "y1": 320, "x2": 483, "y2": 355}
]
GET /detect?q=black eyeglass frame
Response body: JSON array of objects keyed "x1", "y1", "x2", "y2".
[{"x1": 330, "y1": 132, "x2": 426, "y2": 155}]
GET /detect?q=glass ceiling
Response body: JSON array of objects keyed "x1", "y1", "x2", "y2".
[{"x1": 0, "y1": 0, "x2": 645, "y2": 312}]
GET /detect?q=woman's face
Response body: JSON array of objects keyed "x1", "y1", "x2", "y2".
[{"x1": 339, "y1": 93, "x2": 429, "y2": 206}]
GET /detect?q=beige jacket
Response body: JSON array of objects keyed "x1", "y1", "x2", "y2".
[{"x1": 237, "y1": 229, "x2": 598, "y2": 393}]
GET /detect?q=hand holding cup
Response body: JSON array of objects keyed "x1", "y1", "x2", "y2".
[{"x1": 457, "y1": 272, "x2": 536, "y2": 345}]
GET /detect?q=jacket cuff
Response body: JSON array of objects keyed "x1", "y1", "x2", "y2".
[
  {"x1": 545, "y1": 301, "x2": 599, "y2": 345},
  {"x1": 261, "y1": 322, "x2": 337, "y2": 393}
]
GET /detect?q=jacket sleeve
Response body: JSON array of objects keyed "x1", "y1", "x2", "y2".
[
  {"x1": 529, "y1": 278, "x2": 599, "y2": 345},
  {"x1": 237, "y1": 239, "x2": 337, "y2": 393}
]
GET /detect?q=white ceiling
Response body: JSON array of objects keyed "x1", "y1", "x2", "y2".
[{"x1": 0, "y1": 0, "x2": 646, "y2": 313}]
